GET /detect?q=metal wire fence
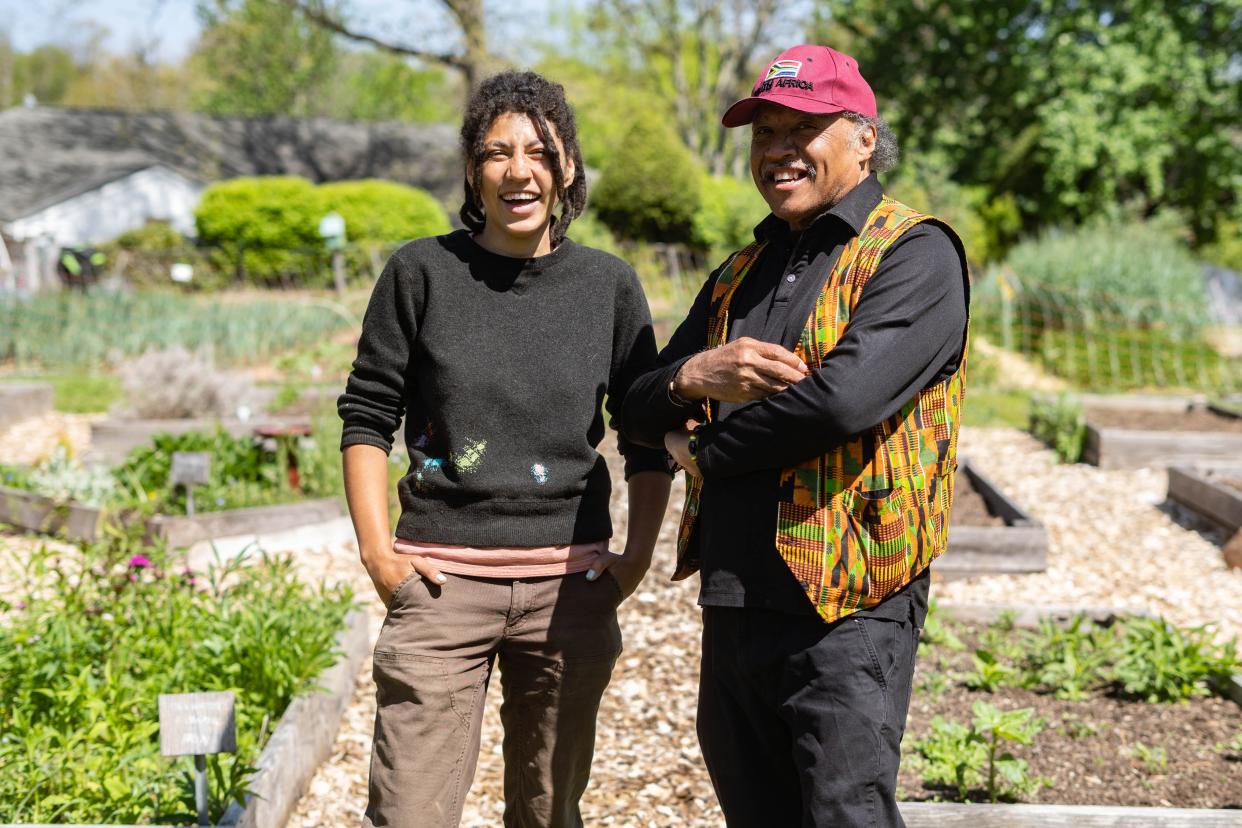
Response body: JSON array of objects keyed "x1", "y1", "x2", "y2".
[{"x1": 972, "y1": 268, "x2": 1241, "y2": 396}]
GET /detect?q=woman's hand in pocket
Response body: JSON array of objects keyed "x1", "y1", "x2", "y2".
[
  {"x1": 585, "y1": 550, "x2": 649, "y2": 601},
  {"x1": 363, "y1": 544, "x2": 445, "y2": 606}
]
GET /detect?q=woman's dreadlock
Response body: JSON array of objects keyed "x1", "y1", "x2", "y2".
[{"x1": 459, "y1": 71, "x2": 587, "y2": 248}]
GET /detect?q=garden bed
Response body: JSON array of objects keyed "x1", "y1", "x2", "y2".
[
  {"x1": 0, "y1": 382, "x2": 52, "y2": 431},
  {"x1": 0, "y1": 540, "x2": 358, "y2": 825},
  {"x1": 89, "y1": 415, "x2": 311, "y2": 464},
  {"x1": 938, "y1": 460, "x2": 1048, "y2": 580},
  {"x1": 1083, "y1": 403, "x2": 1242, "y2": 469},
  {"x1": 0, "y1": 486, "x2": 343, "y2": 548},
  {"x1": 900, "y1": 611, "x2": 1242, "y2": 809},
  {"x1": 1168, "y1": 465, "x2": 1242, "y2": 536}
]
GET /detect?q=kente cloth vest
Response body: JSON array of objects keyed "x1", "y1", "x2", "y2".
[{"x1": 674, "y1": 196, "x2": 968, "y2": 624}]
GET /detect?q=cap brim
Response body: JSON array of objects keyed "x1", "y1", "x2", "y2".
[{"x1": 721, "y1": 94, "x2": 847, "y2": 128}]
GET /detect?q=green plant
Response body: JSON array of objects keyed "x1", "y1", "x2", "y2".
[
  {"x1": 1215, "y1": 731, "x2": 1242, "y2": 757},
  {"x1": 917, "y1": 666, "x2": 952, "y2": 701},
  {"x1": 0, "y1": 529, "x2": 354, "y2": 823},
  {"x1": 21, "y1": 445, "x2": 118, "y2": 508},
  {"x1": 0, "y1": 290, "x2": 352, "y2": 371},
  {"x1": 1029, "y1": 394, "x2": 1085, "y2": 463},
  {"x1": 1018, "y1": 615, "x2": 1112, "y2": 700},
  {"x1": 592, "y1": 113, "x2": 702, "y2": 244},
  {"x1": 919, "y1": 599, "x2": 965, "y2": 651},
  {"x1": 1126, "y1": 742, "x2": 1168, "y2": 774},
  {"x1": 1110, "y1": 616, "x2": 1240, "y2": 703},
  {"x1": 962, "y1": 649, "x2": 1018, "y2": 693},
  {"x1": 912, "y1": 701, "x2": 1048, "y2": 802},
  {"x1": 1057, "y1": 713, "x2": 1103, "y2": 740}
]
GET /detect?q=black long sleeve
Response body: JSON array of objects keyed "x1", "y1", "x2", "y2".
[
  {"x1": 695, "y1": 224, "x2": 967, "y2": 479},
  {"x1": 338, "y1": 231, "x2": 667, "y2": 547}
]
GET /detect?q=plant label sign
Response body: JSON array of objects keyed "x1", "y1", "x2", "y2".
[
  {"x1": 159, "y1": 691, "x2": 237, "y2": 756},
  {"x1": 171, "y1": 452, "x2": 211, "y2": 487}
]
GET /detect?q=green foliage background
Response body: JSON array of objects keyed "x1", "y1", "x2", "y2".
[{"x1": 592, "y1": 114, "x2": 704, "y2": 244}]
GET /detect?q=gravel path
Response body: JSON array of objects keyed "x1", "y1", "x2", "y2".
[
  {"x1": 2, "y1": 414, "x2": 1237, "y2": 824},
  {"x1": 944, "y1": 427, "x2": 1242, "y2": 644}
]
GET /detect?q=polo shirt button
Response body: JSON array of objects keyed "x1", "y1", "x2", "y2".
[{"x1": 785, "y1": 274, "x2": 796, "y2": 283}]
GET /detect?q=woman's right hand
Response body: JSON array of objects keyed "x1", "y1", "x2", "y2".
[{"x1": 364, "y1": 545, "x2": 446, "y2": 606}]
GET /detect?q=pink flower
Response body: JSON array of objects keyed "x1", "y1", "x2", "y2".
[{"x1": 128, "y1": 555, "x2": 152, "y2": 569}]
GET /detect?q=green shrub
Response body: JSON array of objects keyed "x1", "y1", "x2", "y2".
[
  {"x1": 0, "y1": 533, "x2": 353, "y2": 823},
  {"x1": 316, "y1": 179, "x2": 450, "y2": 243},
  {"x1": 692, "y1": 174, "x2": 769, "y2": 253},
  {"x1": 99, "y1": 221, "x2": 230, "y2": 290},
  {"x1": 592, "y1": 114, "x2": 702, "y2": 244},
  {"x1": 1028, "y1": 394, "x2": 1085, "y2": 463},
  {"x1": 194, "y1": 176, "x2": 325, "y2": 283},
  {"x1": 1111, "y1": 617, "x2": 1240, "y2": 704}
]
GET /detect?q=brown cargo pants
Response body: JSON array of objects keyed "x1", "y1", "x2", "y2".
[{"x1": 362, "y1": 570, "x2": 624, "y2": 828}]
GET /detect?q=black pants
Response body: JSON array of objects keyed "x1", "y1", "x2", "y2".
[{"x1": 697, "y1": 585, "x2": 926, "y2": 828}]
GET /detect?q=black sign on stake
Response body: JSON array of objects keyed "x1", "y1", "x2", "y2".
[
  {"x1": 159, "y1": 691, "x2": 237, "y2": 826},
  {"x1": 171, "y1": 451, "x2": 211, "y2": 517}
]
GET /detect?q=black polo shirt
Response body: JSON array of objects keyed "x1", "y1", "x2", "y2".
[{"x1": 620, "y1": 173, "x2": 968, "y2": 618}]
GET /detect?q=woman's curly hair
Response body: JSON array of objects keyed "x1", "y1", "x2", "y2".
[{"x1": 459, "y1": 71, "x2": 587, "y2": 248}]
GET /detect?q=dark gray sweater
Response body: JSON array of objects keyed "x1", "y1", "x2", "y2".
[{"x1": 339, "y1": 230, "x2": 669, "y2": 547}]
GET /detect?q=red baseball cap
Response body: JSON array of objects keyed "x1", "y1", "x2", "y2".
[{"x1": 722, "y1": 44, "x2": 877, "y2": 127}]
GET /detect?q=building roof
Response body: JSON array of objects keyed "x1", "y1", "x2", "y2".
[{"x1": 0, "y1": 105, "x2": 460, "y2": 222}]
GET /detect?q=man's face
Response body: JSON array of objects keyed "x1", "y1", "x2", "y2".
[{"x1": 749, "y1": 104, "x2": 874, "y2": 230}]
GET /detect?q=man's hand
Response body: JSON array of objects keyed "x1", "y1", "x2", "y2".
[
  {"x1": 362, "y1": 544, "x2": 445, "y2": 606},
  {"x1": 673, "y1": 337, "x2": 807, "y2": 403},
  {"x1": 665, "y1": 424, "x2": 701, "y2": 478},
  {"x1": 585, "y1": 550, "x2": 650, "y2": 600}
]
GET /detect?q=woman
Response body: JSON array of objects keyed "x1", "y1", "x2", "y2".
[{"x1": 338, "y1": 70, "x2": 672, "y2": 828}]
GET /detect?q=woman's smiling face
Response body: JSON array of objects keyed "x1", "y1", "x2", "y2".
[{"x1": 472, "y1": 111, "x2": 575, "y2": 258}]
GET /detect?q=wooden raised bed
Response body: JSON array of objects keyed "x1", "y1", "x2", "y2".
[
  {"x1": 1083, "y1": 401, "x2": 1242, "y2": 470},
  {"x1": 0, "y1": 382, "x2": 53, "y2": 431},
  {"x1": 0, "y1": 485, "x2": 343, "y2": 548},
  {"x1": 88, "y1": 415, "x2": 311, "y2": 464},
  {"x1": 0, "y1": 485, "x2": 103, "y2": 541},
  {"x1": 937, "y1": 459, "x2": 1048, "y2": 581},
  {"x1": 1167, "y1": 465, "x2": 1242, "y2": 535}
]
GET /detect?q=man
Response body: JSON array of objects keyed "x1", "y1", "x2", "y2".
[{"x1": 621, "y1": 45, "x2": 969, "y2": 827}]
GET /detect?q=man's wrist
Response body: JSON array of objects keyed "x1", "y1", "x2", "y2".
[{"x1": 669, "y1": 360, "x2": 700, "y2": 405}]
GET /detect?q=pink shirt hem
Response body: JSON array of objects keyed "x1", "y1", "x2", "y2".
[{"x1": 392, "y1": 538, "x2": 607, "y2": 578}]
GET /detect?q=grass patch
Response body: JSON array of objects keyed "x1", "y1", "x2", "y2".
[{"x1": 2, "y1": 372, "x2": 123, "y2": 413}]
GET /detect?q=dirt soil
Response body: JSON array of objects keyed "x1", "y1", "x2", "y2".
[
  {"x1": 1086, "y1": 407, "x2": 1242, "y2": 433},
  {"x1": 902, "y1": 624, "x2": 1242, "y2": 808},
  {"x1": 950, "y1": 475, "x2": 1006, "y2": 527}
]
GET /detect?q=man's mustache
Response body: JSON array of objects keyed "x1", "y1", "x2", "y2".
[{"x1": 760, "y1": 161, "x2": 817, "y2": 180}]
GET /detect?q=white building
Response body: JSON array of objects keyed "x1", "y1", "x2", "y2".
[
  {"x1": 4, "y1": 163, "x2": 203, "y2": 247},
  {"x1": 0, "y1": 104, "x2": 458, "y2": 292}
]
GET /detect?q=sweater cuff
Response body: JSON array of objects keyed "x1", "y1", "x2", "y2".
[
  {"x1": 623, "y1": 446, "x2": 676, "y2": 480},
  {"x1": 340, "y1": 428, "x2": 394, "y2": 454}
]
